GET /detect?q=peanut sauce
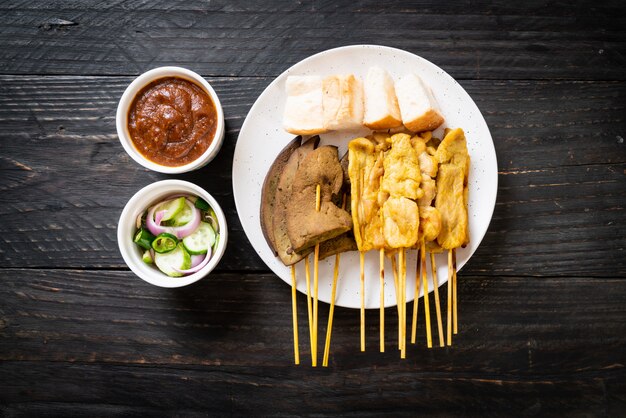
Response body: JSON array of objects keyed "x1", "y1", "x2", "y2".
[{"x1": 127, "y1": 77, "x2": 217, "y2": 167}]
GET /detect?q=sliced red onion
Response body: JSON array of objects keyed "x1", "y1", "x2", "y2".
[
  {"x1": 154, "y1": 210, "x2": 166, "y2": 226},
  {"x1": 174, "y1": 246, "x2": 212, "y2": 275},
  {"x1": 146, "y1": 200, "x2": 201, "y2": 239},
  {"x1": 190, "y1": 254, "x2": 205, "y2": 268}
]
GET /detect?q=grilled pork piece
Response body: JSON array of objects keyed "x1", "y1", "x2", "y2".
[
  {"x1": 434, "y1": 128, "x2": 470, "y2": 249},
  {"x1": 271, "y1": 136, "x2": 319, "y2": 265},
  {"x1": 260, "y1": 136, "x2": 302, "y2": 255},
  {"x1": 348, "y1": 137, "x2": 387, "y2": 252},
  {"x1": 286, "y1": 146, "x2": 352, "y2": 253}
]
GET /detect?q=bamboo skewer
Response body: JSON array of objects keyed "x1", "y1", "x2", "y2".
[
  {"x1": 399, "y1": 248, "x2": 406, "y2": 359},
  {"x1": 420, "y1": 242, "x2": 432, "y2": 348},
  {"x1": 305, "y1": 256, "x2": 315, "y2": 365},
  {"x1": 360, "y1": 251, "x2": 365, "y2": 352},
  {"x1": 391, "y1": 254, "x2": 401, "y2": 350},
  {"x1": 290, "y1": 265, "x2": 300, "y2": 365},
  {"x1": 322, "y1": 251, "x2": 341, "y2": 367},
  {"x1": 430, "y1": 252, "x2": 445, "y2": 347},
  {"x1": 312, "y1": 184, "x2": 321, "y2": 366},
  {"x1": 411, "y1": 249, "x2": 421, "y2": 344},
  {"x1": 452, "y1": 249, "x2": 458, "y2": 335},
  {"x1": 357, "y1": 168, "x2": 366, "y2": 353},
  {"x1": 322, "y1": 193, "x2": 346, "y2": 367},
  {"x1": 313, "y1": 245, "x2": 320, "y2": 365},
  {"x1": 447, "y1": 250, "x2": 453, "y2": 346},
  {"x1": 379, "y1": 248, "x2": 385, "y2": 352}
]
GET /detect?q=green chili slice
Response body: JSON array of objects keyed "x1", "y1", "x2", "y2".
[
  {"x1": 151, "y1": 232, "x2": 179, "y2": 254},
  {"x1": 134, "y1": 228, "x2": 156, "y2": 250}
]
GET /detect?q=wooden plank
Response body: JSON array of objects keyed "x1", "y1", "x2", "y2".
[
  {"x1": 0, "y1": 1, "x2": 624, "y2": 79},
  {"x1": 0, "y1": 361, "x2": 623, "y2": 416},
  {"x1": 0, "y1": 76, "x2": 624, "y2": 274},
  {"x1": 3, "y1": 0, "x2": 625, "y2": 15},
  {"x1": 1, "y1": 270, "x2": 625, "y2": 374}
]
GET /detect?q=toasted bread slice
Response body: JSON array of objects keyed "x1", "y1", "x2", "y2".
[
  {"x1": 363, "y1": 67, "x2": 402, "y2": 130},
  {"x1": 323, "y1": 74, "x2": 364, "y2": 130},
  {"x1": 396, "y1": 73, "x2": 444, "y2": 133},
  {"x1": 283, "y1": 76, "x2": 327, "y2": 135}
]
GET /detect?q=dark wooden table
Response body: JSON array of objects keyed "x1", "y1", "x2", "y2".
[{"x1": 1, "y1": 1, "x2": 625, "y2": 416}]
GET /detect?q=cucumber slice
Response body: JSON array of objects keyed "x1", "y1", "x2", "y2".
[
  {"x1": 155, "y1": 197, "x2": 186, "y2": 222},
  {"x1": 142, "y1": 250, "x2": 153, "y2": 264},
  {"x1": 182, "y1": 222, "x2": 216, "y2": 255},
  {"x1": 154, "y1": 243, "x2": 191, "y2": 277},
  {"x1": 166, "y1": 200, "x2": 193, "y2": 226}
]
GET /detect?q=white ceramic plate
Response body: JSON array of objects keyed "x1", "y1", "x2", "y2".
[{"x1": 233, "y1": 45, "x2": 497, "y2": 309}]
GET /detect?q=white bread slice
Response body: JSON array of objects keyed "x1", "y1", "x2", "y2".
[
  {"x1": 283, "y1": 76, "x2": 327, "y2": 135},
  {"x1": 363, "y1": 67, "x2": 403, "y2": 130},
  {"x1": 323, "y1": 74, "x2": 364, "y2": 130},
  {"x1": 395, "y1": 73, "x2": 445, "y2": 133}
]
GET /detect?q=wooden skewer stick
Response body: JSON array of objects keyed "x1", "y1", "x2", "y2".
[
  {"x1": 322, "y1": 250, "x2": 341, "y2": 367},
  {"x1": 452, "y1": 248, "x2": 458, "y2": 335},
  {"x1": 322, "y1": 193, "x2": 346, "y2": 367},
  {"x1": 447, "y1": 250, "x2": 453, "y2": 346},
  {"x1": 379, "y1": 248, "x2": 385, "y2": 353},
  {"x1": 357, "y1": 169, "x2": 366, "y2": 353},
  {"x1": 360, "y1": 251, "x2": 365, "y2": 352},
  {"x1": 411, "y1": 248, "x2": 421, "y2": 344},
  {"x1": 399, "y1": 248, "x2": 406, "y2": 359},
  {"x1": 391, "y1": 254, "x2": 401, "y2": 350},
  {"x1": 290, "y1": 265, "x2": 300, "y2": 365},
  {"x1": 420, "y1": 242, "x2": 432, "y2": 348},
  {"x1": 312, "y1": 184, "x2": 321, "y2": 366},
  {"x1": 430, "y1": 252, "x2": 445, "y2": 348},
  {"x1": 305, "y1": 256, "x2": 315, "y2": 365}
]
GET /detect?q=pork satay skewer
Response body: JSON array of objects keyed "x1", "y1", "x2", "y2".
[
  {"x1": 290, "y1": 265, "x2": 300, "y2": 364},
  {"x1": 434, "y1": 128, "x2": 470, "y2": 346},
  {"x1": 349, "y1": 137, "x2": 390, "y2": 353},
  {"x1": 410, "y1": 131, "x2": 441, "y2": 348},
  {"x1": 429, "y1": 252, "x2": 445, "y2": 347},
  {"x1": 379, "y1": 133, "x2": 422, "y2": 356}
]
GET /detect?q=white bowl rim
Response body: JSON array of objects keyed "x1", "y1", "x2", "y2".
[
  {"x1": 117, "y1": 179, "x2": 228, "y2": 287},
  {"x1": 116, "y1": 66, "x2": 225, "y2": 174}
]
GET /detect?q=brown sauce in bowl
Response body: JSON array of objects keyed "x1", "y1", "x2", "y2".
[{"x1": 127, "y1": 77, "x2": 217, "y2": 167}]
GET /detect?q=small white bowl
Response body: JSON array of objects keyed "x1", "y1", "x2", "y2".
[
  {"x1": 118, "y1": 180, "x2": 228, "y2": 288},
  {"x1": 116, "y1": 66, "x2": 225, "y2": 174}
]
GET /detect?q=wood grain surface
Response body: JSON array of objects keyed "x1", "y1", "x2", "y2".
[
  {"x1": 1, "y1": 1, "x2": 625, "y2": 80},
  {"x1": 1, "y1": 1, "x2": 625, "y2": 416}
]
